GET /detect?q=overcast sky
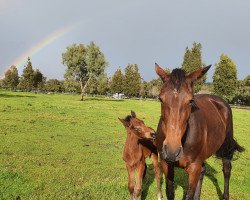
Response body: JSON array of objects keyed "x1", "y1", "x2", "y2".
[{"x1": 1, "y1": 0, "x2": 249, "y2": 81}]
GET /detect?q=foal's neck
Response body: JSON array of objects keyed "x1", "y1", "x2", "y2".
[{"x1": 126, "y1": 131, "x2": 140, "y2": 149}]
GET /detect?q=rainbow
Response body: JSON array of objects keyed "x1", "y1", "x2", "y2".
[{"x1": 1, "y1": 25, "x2": 76, "y2": 78}]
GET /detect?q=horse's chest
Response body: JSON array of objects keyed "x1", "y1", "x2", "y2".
[{"x1": 123, "y1": 145, "x2": 144, "y2": 167}]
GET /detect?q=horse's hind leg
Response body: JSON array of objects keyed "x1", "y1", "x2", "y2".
[
  {"x1": 126, "y1": 165, "x2": 135, "y2": 200},
  {"x1": 222, "y1": 158, "x2": 231, "y2": 200},
  {"x1": 193, "y1": 163, "x2": 206, "y2": 200},
  {"x1": 152, "y1": 153, "x2": 163, "y2": 200}
]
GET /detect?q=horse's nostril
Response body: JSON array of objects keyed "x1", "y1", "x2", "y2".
[{"x1": 175, "y1": 147, "x2": 183, "y2": 158}]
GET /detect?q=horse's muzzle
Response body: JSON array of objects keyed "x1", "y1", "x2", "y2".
[{"x1": 162, "y1": 145, "x2": 183, "y2": 162}]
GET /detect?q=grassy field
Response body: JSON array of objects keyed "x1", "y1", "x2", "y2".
[{"x1": 0, "y1": 90, "x2": 249, "y2": 200}]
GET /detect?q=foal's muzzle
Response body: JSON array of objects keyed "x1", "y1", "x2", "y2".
[{"x1": 162, "y1": 145, "x2": 183, "y2": 162}]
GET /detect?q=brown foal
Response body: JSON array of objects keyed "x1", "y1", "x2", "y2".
[{"x1": 119, "y1": 111, "x2": 162, "y2": 200}]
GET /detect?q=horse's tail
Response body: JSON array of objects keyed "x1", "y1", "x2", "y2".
[
  {"x1": 216, "y1": 103, "x2": 245, "y2": 160},
  {"x1": 215, "y1": 131, "x2": 245, "y2": 160},
  {"x1": 143, "y1": 163, "x2": 147, "y2": 179}
]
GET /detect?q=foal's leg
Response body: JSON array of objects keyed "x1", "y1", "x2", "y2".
[
  {"x1": 134, "y1": 162, "x2": 145, "y2": 200},
  {"x1": 151, "y1": 153, "x2": 163, "y2": 200},
  {"x1": 185, "y1": 163, "x2": 202, "y2": 200},
  {"x1": 222, "y1": 158, "x2": 231, "y2": 200},
  {"x1": 161, "y1": 159, "x2": 174, "y2": 200},
  {"x1": 126, "y1": 164, "x2": 135, "y2": 200},
  {"x1": 193, "y1": 163, "x2": 206, "y2": 200}
]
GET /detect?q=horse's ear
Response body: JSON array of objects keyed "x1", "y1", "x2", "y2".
[
  {"x1": 155, "y1": 63, "x2": 170, "y2": 82},
  {"x1": 187, "y1": 65, "x2": 212, "y2": 83},
  {"x1": 118, "y1": 117, "x2": 130, "y2": 127},
  {"x1": 131, "y1": 110, "x2": 136, "y2": 118}
]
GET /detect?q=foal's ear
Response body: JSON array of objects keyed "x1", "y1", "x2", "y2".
[
  {"x1": 118, "y1": 117, "x2": 130, "y2": 127},
  {"x1": 131, "y1": 110, "x2": 136, "y2": 118},
  {"x1": 187, "y1": 65, "x2": 212, "y2": 83},
  {"x1": 155, "y1": 63, "x2": 170, "y2": 82}
]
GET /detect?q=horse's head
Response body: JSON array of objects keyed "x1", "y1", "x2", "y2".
[
  {"x1": 119, "y1": 111, "x2": 156, "y2": 140},
  {"x1": 155, "y1": 63, "x2": 211, "y2": 162}
]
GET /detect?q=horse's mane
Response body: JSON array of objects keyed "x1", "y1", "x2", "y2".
[{"x1": 169, "y1": 68, "x2": 186, "y2": 91}]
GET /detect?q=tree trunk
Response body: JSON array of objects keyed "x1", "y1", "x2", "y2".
[{"x1": 80, "y1": 77, "x2": 91, "y2": 101}]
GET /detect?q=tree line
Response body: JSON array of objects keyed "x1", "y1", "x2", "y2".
[{"x1": 0, "y1": 42, "x2": 249, "y2": 105}]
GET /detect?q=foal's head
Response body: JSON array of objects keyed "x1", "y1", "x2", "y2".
[
  {"x1": 119, "y1": 111, "x2": 156, "y2": 140},
  {"x1": 155, "y1": 63, "x2": 211, "y2": 162}
]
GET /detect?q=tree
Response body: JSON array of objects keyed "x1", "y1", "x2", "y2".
[
  {"x1": 97, "y1": 74, "x2": 110, "y2": 95},
  {"x1": 110, "y1": 68, "x2": 124, "y2": 94},
  {"x1": 33, "y1": 69, "x2": 46, "y2": 90},
  {"x1": 18, "y1": 57, "x2": 35, "y2": 91},
  {"x1": 146, "y1": 67, "x2": 170, "y2": 98},
  {"x1": 147, "y1": 79, "x2": 162, "y2": 98},
  {"x1": 2, "y1": 65, "x2": 19, "y2": 90},
  {"x1": 85, "y1": 77, "x2": 98, "y2": 95},
  {"x1": 62, "y1": 42, "x2": 108, "y2": 101},
  {"x1": 123, "y1": 64, "x2": 141, "y2": 97},
  {"x1": 181, "y1": 42, "x2": 206, "y2": 93},
  {"x1": 233, "y1": 75, "x2": 250, "y2": 105},
  {"x1": 45, "y1": 79, "x2": 63, "y2": 92},
  {"x1": 213, "y1": 54, "x2": 238, "y2": 102},
  {"x1": 140, "y1": 81, "x2": 148, "y2": 98},
  {"x1": 63, "y1": 77, "x2": 80, "y2": 93}
]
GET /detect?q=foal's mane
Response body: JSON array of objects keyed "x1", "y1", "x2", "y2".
[
  {"x1": 124, "y1": 115, "x2": 132, "y2": 122},
  {"x1": 169, "y1": 68, "x2": 186, "y2": 91}
]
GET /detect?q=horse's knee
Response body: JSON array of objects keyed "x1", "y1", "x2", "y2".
[
  {"x1": 134, "y1": 187, "x2": 142, "y2": 198},
  {"x1": 128, "y1": 182, "x2": 134, "y2": 195}
]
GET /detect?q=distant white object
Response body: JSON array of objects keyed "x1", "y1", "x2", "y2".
[{"x1": 112, "y1": 93, "x2": 125, "y2": 99}]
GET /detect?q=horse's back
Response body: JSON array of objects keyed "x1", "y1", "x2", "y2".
[{"x1": 189, "y1": 94, "x2": 232, "y2": 159}]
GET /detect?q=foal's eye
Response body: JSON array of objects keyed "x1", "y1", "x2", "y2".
[{"x1": 134, "y1": 127, "x2": 141, "y2": 132}]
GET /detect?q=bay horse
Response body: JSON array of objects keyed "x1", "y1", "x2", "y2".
[
  {"x1": 119, "y1": 111, "x2": 162, "y2": 200},
  {"x1": 155, "y1": 63, "x2": 244, "y2": 200}
]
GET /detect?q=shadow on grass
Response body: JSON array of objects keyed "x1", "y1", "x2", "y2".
[
  {"x1": 141, "y1": 164, "x2": 161, "y2": 200},
  {"x1": 0, "y1": 93, "x2": 36, "y2": 98},
  {"x1": 141, "y1": 162, "x2": 223, "y2": 200},
  {"x1": 174, "y1": 162, "x2": 223, "y2": 200}
]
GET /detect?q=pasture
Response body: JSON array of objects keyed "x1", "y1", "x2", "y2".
[{"x1": 0, "y1": 91, "x2": 249, "y2": 200}]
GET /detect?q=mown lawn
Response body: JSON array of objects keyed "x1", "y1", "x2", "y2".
[{"x1": 0, "y1": 91, "x2": 249, "y2": 200}]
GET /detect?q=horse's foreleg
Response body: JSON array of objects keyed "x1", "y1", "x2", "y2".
[
  {"x1": 222, "y1": 158, "x2": 231, "y2": 200},
  {"x1": 160, "y1": 159, "x2": 174, "y2": 200},
  {"x1": 152, "y1": 153, "x2": 163, "y2": 200},
  {"x1": 126, "y1": 164, "x2": 135, "y2": 200},
  {"x1": 193, "y1": 163, "x2": 206, "y2": 200},
  {"x1": 185, "y1": 163, "x2": 202, "y2": 200},
  {"x1": 134, "y1": 162, "x2": 145, "y2": 200}
]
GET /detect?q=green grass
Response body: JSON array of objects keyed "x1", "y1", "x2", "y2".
[{"x1": 0, "y1": 91, "x2": 249, "y2": 200}]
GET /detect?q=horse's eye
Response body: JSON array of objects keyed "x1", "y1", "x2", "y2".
[
  {"x1": 158, "y1": 97, "x2": 163, "y2": 103},
  {"x1": 189, "y1": 99, "x2": 194, "y2": 105},
  {"x1": 190, "y1": 99, "x2": 198, "y2": 109}
]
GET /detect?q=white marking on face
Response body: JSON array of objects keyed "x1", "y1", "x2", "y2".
[{"x1": 173, "y1": 88, "x2": 178, "y2": 98}]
